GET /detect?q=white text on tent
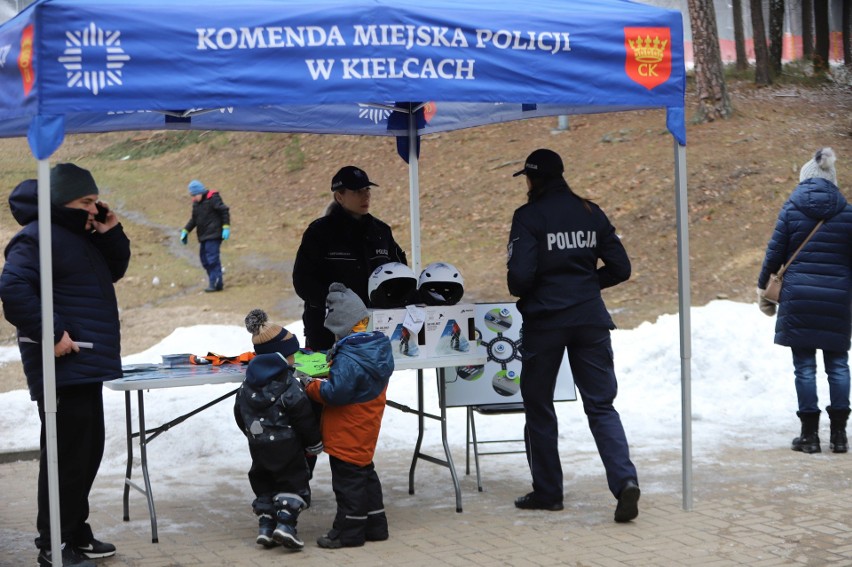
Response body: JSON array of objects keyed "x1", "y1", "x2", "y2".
[{"x1": 305, "y1": 58, "x2": 475, "y2": 80}]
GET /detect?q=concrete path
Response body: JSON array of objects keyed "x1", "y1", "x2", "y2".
[{"x1": 3, "y1": 439, "x2": 852, "y2": 567}]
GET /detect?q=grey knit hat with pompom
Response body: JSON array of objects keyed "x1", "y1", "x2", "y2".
[{"x1": 799, "y1": 147, "x2": 837, "y2": 185}]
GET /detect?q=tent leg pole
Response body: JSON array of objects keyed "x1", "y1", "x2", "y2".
[
  {"x1": 407, "y1": 109, "x2": 421, "y2": 274},
  {"x1": 37, "y1": 158, "x2": 65, "y2": 561},
  {"x1": 674, "y1": 139, "x2": 693, "y2": 512}
]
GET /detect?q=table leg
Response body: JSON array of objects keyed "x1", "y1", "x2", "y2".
[
  {"x1": 116, "y1": 386, "x2": 239, "y2": 543},
  {"x1": 122, "y1": 391, "x2": 159, "y2": 543},
  {"x1": 136, "y1": 391, "x2": 159, "y2": 543},
  {"x1": 437, "y1": 368, "x2": 463, "y2": 512},
  {"x1": 403, "y1": 367, "x2": 463, "y2": 512},
  {"x1": 122, "y1": 392, "x2": 132, "y2": 522},
  {"x1": 407, "y1": 369, "x2": 425, "y2": 495}
]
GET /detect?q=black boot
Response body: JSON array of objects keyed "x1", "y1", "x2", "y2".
[
  {"x1": 826, "y1": 406, "x2": 850, "y2": 454},
  {"x1": 792, "y1": 411, "x2": 821, "y2": 453},
  {"x1": 256, "y1": 513, "x2": 278, "y2": 548},
  {"x1": 273, "y1": 493, "x2": 306, "y2": 550}
]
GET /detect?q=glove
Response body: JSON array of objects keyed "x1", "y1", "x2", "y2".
[
  {"x1": 305, "y1": 441, "x2": 324, "y2": 456},
  {"x1": 221, "y1": 225, "x2": 230, "y2": 240},
  {"x1": 296, "y1": 371, "x2": 314, "y2": 388},
  {"x1": 180, "y1": 229, "x2": 188, "y2": 245},
  {"x1": 757, "y1": 287, "x2": 776, "y2": 317}
]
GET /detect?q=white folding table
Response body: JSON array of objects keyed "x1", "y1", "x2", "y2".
[
  {"x1": 390, "y1": 353, "x2": 486, "y2": 514},
  {"x1": 105, "y1": 363, "x2": 247, "y2": 543}
]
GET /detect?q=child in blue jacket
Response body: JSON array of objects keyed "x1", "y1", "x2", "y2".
[{"x1": 303, "y1": 283, "x2": 394, "y2": 548}]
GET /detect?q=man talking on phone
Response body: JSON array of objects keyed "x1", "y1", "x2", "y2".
[{"x1": 0, "y1": 163, "x2": 131, "y2": 567}]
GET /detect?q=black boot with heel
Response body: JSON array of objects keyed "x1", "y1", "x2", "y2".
[
  {"x1": 791, "y1": 411, "x2": 821, "y2": 453},
  {"x1": 826, "y1": 406, "x2": 850, "y2": 454}
]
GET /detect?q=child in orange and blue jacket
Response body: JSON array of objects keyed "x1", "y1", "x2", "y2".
[{"x1": 302, "y1": 283, "x2": 394, "y2": 549}]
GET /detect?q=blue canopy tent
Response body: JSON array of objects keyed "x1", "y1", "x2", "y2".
[{"x1": 0, "y1": 0, "x2": 691, "y2": 555}]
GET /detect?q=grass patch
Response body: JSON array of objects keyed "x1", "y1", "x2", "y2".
[
  {"x1": 284, "y1": 135, "x2": 306, "y2": 172},
  {"x1": 97, "y1": 130, "x2": 221, "y2": 161}
]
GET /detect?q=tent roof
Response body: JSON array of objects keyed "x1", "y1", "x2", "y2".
[{"x1": 0, "y1": 0, "x2": 686, "y2": 157}]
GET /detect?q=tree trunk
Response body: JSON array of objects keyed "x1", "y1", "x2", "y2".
[
  {"x1": 750, "y1": 0, "x2": 773, "y2": 84},
  {"x1": 802, "y1": 0, "x2": 814, "y2": 60},
  {"x1": 687, "y1": 0, "x2": 732, "y2": 122},
  {"x1": 813, "y1": 0, "x2": 830, "y2": 73},
  {"x1": 768, "y1": 0, "x2": 785, "y2": 74},
  {"x1": 732, "y1": 0, "x2": 749, "y2": 71},
  {"x1": 844, "y1": 0, "x2": 851, "y2": 68}
]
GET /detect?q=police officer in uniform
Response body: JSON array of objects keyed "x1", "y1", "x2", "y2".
[
  {"x1": 506, "y1": 148, "x2": 640, "y2": 523},
  {"x1": 293, "y1": 165, "x2": 407, "y2": 351}
]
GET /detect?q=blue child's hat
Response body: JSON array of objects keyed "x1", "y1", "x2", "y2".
[{"x1": 188, "y1": 179, "x2": 206, "y2": 195}]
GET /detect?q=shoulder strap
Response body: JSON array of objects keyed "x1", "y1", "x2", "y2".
[{"x1": 777, "y1": 220, "x2": 825, "y2": 277}]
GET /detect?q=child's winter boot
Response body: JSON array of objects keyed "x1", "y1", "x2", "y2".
[
  {"x1": 256, "y1": 513, "x2": 278, "y2": 548},
  {"x1": 273, "y1": 493, "x2": 306, "y2": 550}
]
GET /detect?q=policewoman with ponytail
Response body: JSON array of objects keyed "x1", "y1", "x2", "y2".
[{"x1": 506, "y1": 148, "x2": 640, "y2": 523}]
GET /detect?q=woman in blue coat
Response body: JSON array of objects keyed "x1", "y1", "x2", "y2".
[{"x1": 758, "y1": 148, "x2": 852, "y2": 454}]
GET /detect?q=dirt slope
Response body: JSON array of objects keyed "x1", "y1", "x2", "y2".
[{"x1": 0, "y1": 79, "x2": 850, "y2": 393}]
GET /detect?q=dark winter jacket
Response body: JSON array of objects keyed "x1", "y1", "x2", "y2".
[
  {"x1": 758, "y1": 177, "x2": 852, "y2": 351},
  {"x1": 183, "y1": 190, "x2": 230, "y2": 242},
  {"x1": 0, "y1": 179, "x2": 131, "y2": 401},
  {"x1": 293, "y1": 203, "x2": 406, "y2": 349},
  {"x1": 506, "y1": 179, "x2": 630, "y2": 330},
  {"x1": 234, "y1": 353, "x2": 323, "y2": 456},
  {"x1": 305, "y1": 331, "x2": 393, "y2": 467}
]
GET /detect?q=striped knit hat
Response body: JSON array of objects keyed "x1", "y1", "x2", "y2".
[{"x1": 244, "y1": 309, "x2": 299, "y2": 358}]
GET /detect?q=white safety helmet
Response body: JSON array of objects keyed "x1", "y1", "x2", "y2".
[
  {"x1": 367, "y1": 262, "x2": 418, "y2": 308},
  {"x1": 417, "y1": 262, "x2": 464, "y2": 305}
]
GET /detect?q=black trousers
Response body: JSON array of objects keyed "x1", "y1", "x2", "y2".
[
  {"x1": 302, "y1": 303, "x2": 334, "y2": 352},
  {"x1": 35, "y1": 383, "x2": 105, "y2": 549},
  {"x1": 520, "y1": 325, "x2": 637, "y2": 501},
  {"x1": 247, "y1": 446, "x2": 312, "y2": 515},
  {"x1": 328, "y1": 455, "x2": 388, "y2": 544}
]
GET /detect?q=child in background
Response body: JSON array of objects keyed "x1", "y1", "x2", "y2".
[
  {"x1": 234, "y1": 309, "x2": 323, "y2": 550},
  {"x1": 303, "y1": 283, "x2": 394, "y2": 548}
]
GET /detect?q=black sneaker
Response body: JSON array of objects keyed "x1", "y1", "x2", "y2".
[
  {"x1": 316, "y1": 530, "x2": 363, "y2": 549},
  {"x1": 514, "y1": 492, "x2": 564, "y2": 511},
  {"x1": 365, "y1": 530, "x2": 389, "y2": 542},
  {"x1": 614, "y1": 480, "x2": 640, "y2": 523},
  {"x1": 316, "y1": 533, "x2": 343, "y2": 549},
  {"x1": 74, "y1": 538, "x2": 116, "y2": 559},
  {"x1": 37, "y1": 545, "x2": 96, "y2": 567}
]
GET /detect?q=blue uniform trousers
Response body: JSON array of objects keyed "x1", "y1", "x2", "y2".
[{"x1": 520, "y1": 324, "x2": 637, "y2": 501}]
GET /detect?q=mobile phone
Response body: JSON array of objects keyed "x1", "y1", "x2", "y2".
[{"x1": 94, "y1": 202, "x2": 109, "y2": 223}]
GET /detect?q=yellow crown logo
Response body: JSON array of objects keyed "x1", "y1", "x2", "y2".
[{"x1": 628, "y1": 35, "x2": 667, "y2": 63}]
